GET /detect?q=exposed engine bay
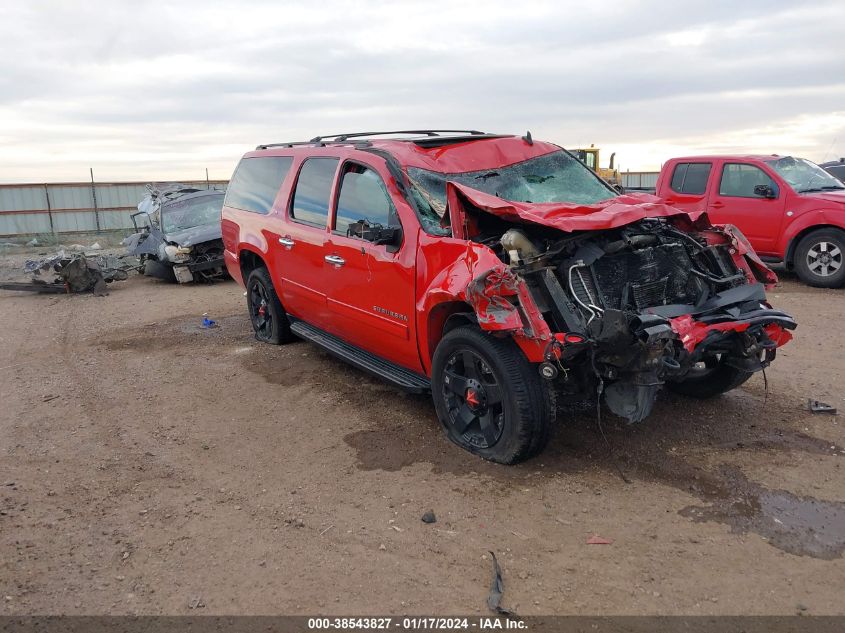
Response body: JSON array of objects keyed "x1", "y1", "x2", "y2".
[
  {"x1": 446, "y1": 186, "x2": 796, "y2": 423},
  {"x1": 123, "y1": 184, "x2": 228, "y2": 284}
]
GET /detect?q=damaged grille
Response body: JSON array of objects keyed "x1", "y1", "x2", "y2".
[
  {"x1": 631, "y1": 276, "x2": 669, "y2": 310},
  {"x1": 588, "y1": 243, "x2": 703, "y2": 311},
  {"x1": 570, "y1": 266, "x2": 601, "y2": 309}
]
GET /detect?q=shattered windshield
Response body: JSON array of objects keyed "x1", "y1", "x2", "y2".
[
  {"x1": 406, "y1": 150, "x2": 616, "y2": 234},
  {"x1": 766, "y1": 156, "x2": 845, "y2": 193},
  {"x1": 161, "y1": 194, "x2": 224, "y2": 233}
]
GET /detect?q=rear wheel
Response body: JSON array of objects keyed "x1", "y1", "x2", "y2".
[
  {"x1": 794, "y1": 228, "x2": 845, "y2": 288},
  {"x1": 431, "y1": 326, "x2": 553, "y2": 464},
  {"x1": 246, "y1": 267, "x2": 293, "y2": 345},
  {"x1": 666, "y1": 356, "x2": 753, "y2": 399}
]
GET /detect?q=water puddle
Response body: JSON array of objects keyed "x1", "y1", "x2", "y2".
[{"x1": 680, "y1": 466, "x2": 845, "y2": 559}]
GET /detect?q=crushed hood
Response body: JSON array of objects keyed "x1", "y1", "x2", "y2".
[
  {"x1": 164, "y1": 223, "x2": 222, "y2": 247},
  {"x1": 445, "y1": 182, "x2": 703, "y2": 235}
]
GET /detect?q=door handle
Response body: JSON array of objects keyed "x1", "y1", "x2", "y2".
[
  {"x1": 710, "y1": 201, "x2": 725, "y2": 209},
  {"x1": 278, "y1": 236, "x2": 294, "y2": 248},
  {"x1": 324, "y1": 254, "x2": 346, "y2": 267}
]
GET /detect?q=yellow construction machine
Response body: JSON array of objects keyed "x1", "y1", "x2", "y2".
[{"x1": 570, "y1": 145, "x2": 621, "y2": 187}]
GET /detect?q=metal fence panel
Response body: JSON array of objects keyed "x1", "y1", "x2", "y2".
[
  {"x1": 0, "y1": 180, "x2": 227, "y2": 238},
  {"x1": 621, "y1": 171, "x2": 660, "y2": 189}
]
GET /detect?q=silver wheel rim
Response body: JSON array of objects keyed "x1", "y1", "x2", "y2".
[{"x1": 806, "y1": 241, "x2": 842, "y2": 277}]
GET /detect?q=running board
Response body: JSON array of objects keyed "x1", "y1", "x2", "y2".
[{"x1": 289, "y1": 319, "x2": 431, "y2": 393}]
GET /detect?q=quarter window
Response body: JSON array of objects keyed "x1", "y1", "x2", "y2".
[
  {"x1": 291, "y1": 158, "x2": 339, "y2": 227},
  {"x1": 669, "y1": 162, "x2": 711, "y2": 195},
  {"x1": 334, "y1": 165, "x2": 398, "y2": 239},
  {"x1": 224, "y1": 157, "x2": 293, "y2": 214},
  {"x1": 719, "y1": 163, "x2": 778, "y2": 198}
]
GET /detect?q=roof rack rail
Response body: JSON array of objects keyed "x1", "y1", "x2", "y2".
[
  {"x1": 255, "y1": 130, "x2": 488, "y2": 151},
  {"x1": 254, "y1": 139, "x2": 373, "y2": 150},
  {"x1": 309, "y1": 130, "x2": 486, "y2": 142}
]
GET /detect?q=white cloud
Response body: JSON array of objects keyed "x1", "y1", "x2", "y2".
[{"x1": 0, "y1": 0, "x2": 843, "y2": 181}]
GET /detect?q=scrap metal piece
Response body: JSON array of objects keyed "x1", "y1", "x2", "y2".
[
  {"x1": 3, "y1": 251, "x2": 136, "y2": 295},
  {"x1": 808, "y1": 399, "x2": 837, "y2": 414},
  {"x1": 486, "y1": 551, "x2": 516, "y2": 617},
  {"x1": 0, "y1": 281, "x2": 68, "y2": 294}
]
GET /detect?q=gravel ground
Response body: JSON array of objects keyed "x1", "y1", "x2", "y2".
[{"x1": 0, "y1": 257, "x2": 843, "y2": 615}]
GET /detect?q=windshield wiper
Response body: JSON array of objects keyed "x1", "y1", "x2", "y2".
[
  {"x1": 474, "y1": 171, "x2": 500, "y2": 181},
  {"x1": 798, "y1": 186, "x2": 845, "y2": 193}
]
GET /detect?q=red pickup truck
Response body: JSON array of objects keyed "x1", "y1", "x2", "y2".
[
  {"x1": 221, "y1": 131, "x2": 794, "y2": 464},
  {"x1": 654, "y1": 155, "x2": 845, "y2": 287}
]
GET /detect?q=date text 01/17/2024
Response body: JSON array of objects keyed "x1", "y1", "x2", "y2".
[{"x1": 306, "y1": 617, "x2": 527, "y2": 630}]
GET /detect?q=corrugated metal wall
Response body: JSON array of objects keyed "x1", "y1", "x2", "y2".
[
  {"x1": 620, "y1": 171, "x2": 659, "y2": 190},
  {"x1": 0, "y1": 180, "x2": 228, "y2": 238}
]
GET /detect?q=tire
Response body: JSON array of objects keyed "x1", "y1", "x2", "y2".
[
  {"x1": 431, "y1": 325, "x2": 554, "y2": 464},
  {"x1": 665, "y1": 357, "x2": 753, "y2": 399},
  {"x1": 142, "y1": 258, "x2": 176, "y2": 283},
  {"x1": 794, "y1": 228, "x2": 845, "y2": 288},
  {"x1": 245, "y1": 267, "x2": 293, "y2": 345}
]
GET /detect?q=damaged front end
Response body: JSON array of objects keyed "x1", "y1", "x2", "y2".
[
  {"x1": 123, "y1": 184, "x2": 228, "y2": 284},
  {"x1": 442, "y1": 184, "x2": 796, "y2": 423}
]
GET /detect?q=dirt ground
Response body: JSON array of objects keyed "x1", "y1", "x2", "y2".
[{"x1": 1, "y1": 253, "x2": 844, "y2": 616}]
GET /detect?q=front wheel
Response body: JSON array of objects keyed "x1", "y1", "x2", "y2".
[
  {"x1": 665, "y1": 356, "x2": 753, "y2": 399},
  {"x1": 794, "y1": 228, "x2": 845, "y2": 288},
  {"x1": 246, "y1": 267, "x2": 293, "y2": 345},
  {"x1": 431, "y1": 326, "x2": 554, "y2": 464}
]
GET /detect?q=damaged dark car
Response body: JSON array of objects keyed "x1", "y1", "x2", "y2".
[{"x1": 123, "y1": 184, "x2": 228, "y2": 283}]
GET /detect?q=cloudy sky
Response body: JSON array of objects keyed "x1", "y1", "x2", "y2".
[{"x1": 1, "y1": 0, "x2": 843, "y2": 183}]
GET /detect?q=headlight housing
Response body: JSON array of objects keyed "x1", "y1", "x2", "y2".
[{"x1": 163, "y1": 244, "x2": 192, "y2": 263}]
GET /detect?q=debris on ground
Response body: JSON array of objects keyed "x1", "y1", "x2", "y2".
[
  {"x1": 586, "y1": 535, "x2": 614, "y2": 545},
  {"x1": 808, "y1": 399, "x2": 837, "y2": 414},
  {"x1": 187, "y1": 596, "x2": 205, "y2": 609},
  {"x1": 486, "y1": 551, "x2": 516, "y2": 616},
  {"x1": 201, "y1": 317, "x2": 217, "y2": 328},
  {"x1": 25, "y1": 238, "x2": 39, "y2": 247},
  {"x1": 421, "y1": 510, "x2": 436, "y2": 524},
  {"x1": 0, "y1": 251, "x2": 137, "y2": 295}
]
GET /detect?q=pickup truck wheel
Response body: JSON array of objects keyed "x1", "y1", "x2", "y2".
[
  {"x1": 794, "y1": 229, "x2": 845, "y2": 288},
  {"x1": 431, "y1": 326, "x2": 553, "y2": 464},
  {"x1": 246, "y1": 267, "x2": 293, "y2": 345},
  {"x1": 665, "y1": 356, "x2": 753, "y2": 398}
]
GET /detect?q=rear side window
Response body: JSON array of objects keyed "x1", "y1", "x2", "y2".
[
  {"x1": 334, "y1": 166, "x2": 398, "y2": 237},
  {"x1": 719, "y1": 163, "x2": 778, "y2": 198},
  {"x1": 225, "y1": 157, "x2": 293, "y2": 214},
  {"x1": 669, "y1": 162, "x2": 712, "y2": 195},
  {"x1": 291, "y1": 158, "x2": 339, "y2": 227}
]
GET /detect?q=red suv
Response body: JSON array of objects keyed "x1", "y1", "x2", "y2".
[{"x1": 221, "y1": 131, "x2": 795, "y2": 464}]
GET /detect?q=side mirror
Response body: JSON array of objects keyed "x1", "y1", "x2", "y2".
[
  {"x1": 347, "y1": 221, "x2": 403, "y2": 252},
  {"x1": 754, "y1": 184, "x2": 776, "y2": 198},
  {"x1": 373, "y1": 226, "x2": 403, "y2": 252}
]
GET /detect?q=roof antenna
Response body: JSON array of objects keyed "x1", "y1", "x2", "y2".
[{"x1": 522, "y1": 130, "x2": 533, "y2": 145}]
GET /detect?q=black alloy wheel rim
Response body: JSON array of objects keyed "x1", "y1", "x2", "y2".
[
  {"x1": 442, "y1": 349, "x2": 505, "y2": 449},
  {"x1": 249, "y1": 279, "x2": 272, "y2": 338}
]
